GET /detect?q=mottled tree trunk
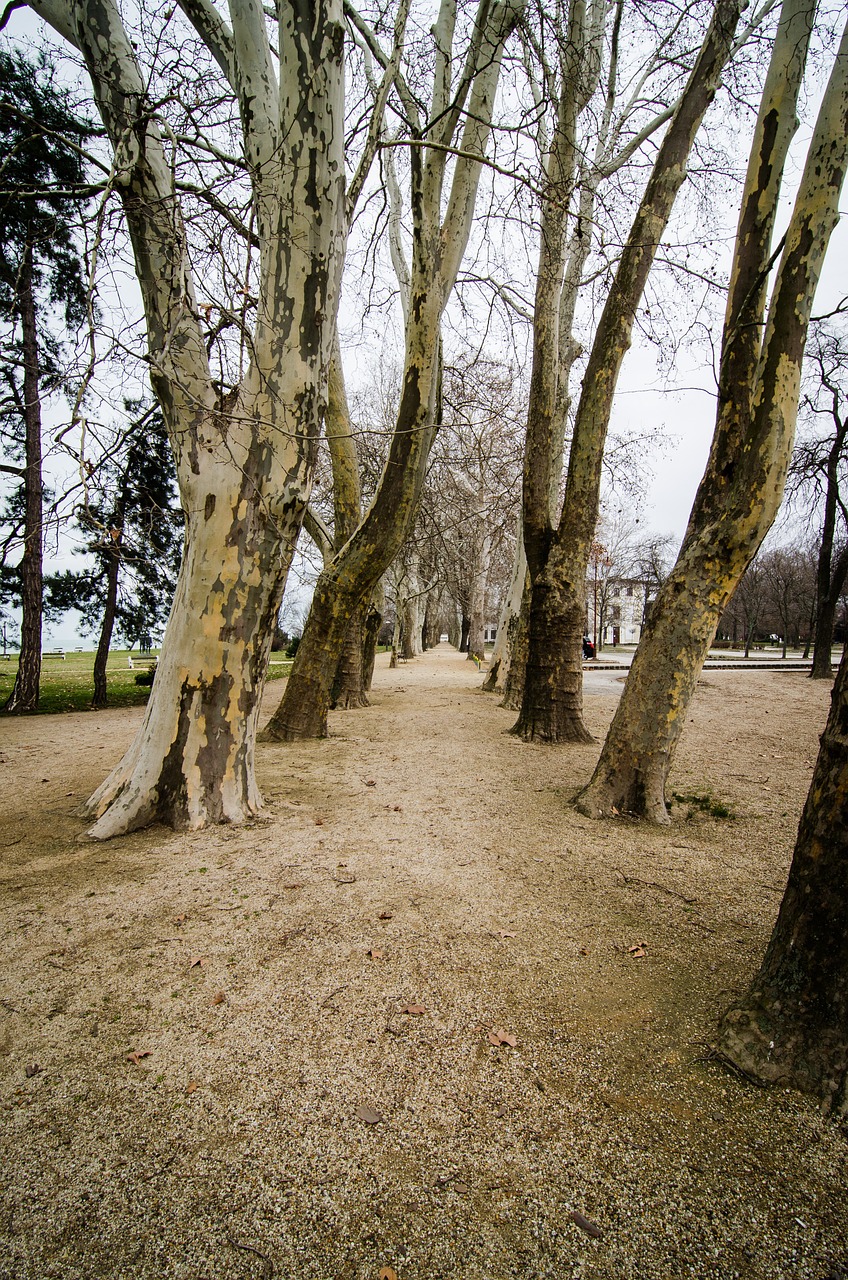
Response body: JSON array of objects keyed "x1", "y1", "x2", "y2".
[
  {"x1": 517, "y1": 0, "x2": 742, "y2": 742},
  {"x1": 262, "y1": 0, "x2": 523, "y2": 740},
  {"x1": 331, "y1": 605, "x2": 369, "y2": 709},
  {"x1": 482, "y1": 524, "x2": 525, "y2": 693},
  {"x1": 577, "y1": 3, "x2": 846, "y2": 822},
  {"x1": 83, "y1": 463, "x2": 300, "y2": 837},
  {"x1": 39, "y1": 0, "x2": 347, "y2": 834},
  {"x1": 500, "y1": 576, "x2": 530, "y2": 710},
  {"x1": 5, "y1": 241, "x2": 42, "y2": 714},
  {"x1": 716, "y1": 645, "x2": 848, "y2": 1112},
  {"x1": 511, "y1": 571, "x2": 591, "y2": 743},
  {"x1": 361, "y1": 593, "x2": 383, "y2": 692}
]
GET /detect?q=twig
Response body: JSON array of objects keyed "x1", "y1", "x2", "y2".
[
  {"x1": 226, "y1": 1234, "x2": 274, "y2": 1278},
  {"x1": 614, "y1": 868, "x2": 698, "y2": 904},
  {"x1": 690, "y1": 1041, "x2": 768, "y2": 1088}
]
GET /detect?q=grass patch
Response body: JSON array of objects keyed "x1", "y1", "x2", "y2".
[
  {"x1": 671, "y1": 790, "x2": 734, "y2": 820},
  {"x1": 0, "y1": 649, "x2": 293, "y2": 715}
]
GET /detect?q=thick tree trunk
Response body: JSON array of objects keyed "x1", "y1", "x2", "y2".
[
  {"x1": 92, "y1": 543, "x2": 121, "y2": 709},
  {"x1": 577, "y1": 5, "x2": 847, "y2": 822},
  {"x1": 511, "y1": 571, "x2": 591, "y2": 743},
  {"x1": 716, "y1": 645, "x2": 848, "y2": 1112},
  {"x1": 5, "y1": 240, "x2": 42, "y2": 714},
  {"x1": 332, "y1": 604, "x2": 369, "y2": 709},
  {"x1": 262, "y1": 0, "x2": 522, "y2": 740},
  {"x1": 84, "y1": 478, "x2": 297, "y2": 837},
  {"x1": 518, "y1": 0, "x2": 742, "y2": 742}
]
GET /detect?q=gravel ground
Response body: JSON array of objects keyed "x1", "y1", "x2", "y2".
[{"x1": 1, "y1": 647, "x2": 846, "y2": 1280}]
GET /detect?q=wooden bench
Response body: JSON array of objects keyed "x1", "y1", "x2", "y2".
[
  {"x1": 127, "y1": 656, "x2": 157, "y2": 670},
  {"x1": 42, "y1": 649, "x2": 65, "y2": 660}
]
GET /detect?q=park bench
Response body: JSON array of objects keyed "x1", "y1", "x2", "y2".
[
  {"x1": 42, "y1": 649, "x2": 65, "y2": 660},
  {"x1": 127, "y1": 655, "x2": 158, "y2": 670}
]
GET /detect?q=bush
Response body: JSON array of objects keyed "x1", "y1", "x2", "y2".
[
  {"x1": 134, "y1": 666, "x2": 156, "y2": 686},
  {"x1": 285, "y1": 636, "x2": 300, "y2": 659}
]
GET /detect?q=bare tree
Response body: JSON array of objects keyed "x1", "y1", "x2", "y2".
[
  {"x1": 15, "y1": 0, "x2": 349, "y2": 836},
  {"x1": 788, "y1": 319, "x2": 848, "y2": 676},
  {"x1": 262, "y1": 0, "x2": 523, "y2": 741},
  {"x1": 577, "y1": 1, "x2": 848, "y2": 822}
]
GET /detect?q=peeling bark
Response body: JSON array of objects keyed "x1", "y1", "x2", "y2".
[
  {"x1": 716, "y1": 644, "x2": 848, "y2": 1112},
  {"x1": 33, "y1": 0, "x2": 346, "y2": 832},
  {"x1": 514, "y1": 0, "x2": 743, "y2": 743},
  {"x1": 577, "y1": 3, "x2": 847, "y2": 822},
  {"x1": 263, "y1": 0, "x2": 523, "y2": 741}
]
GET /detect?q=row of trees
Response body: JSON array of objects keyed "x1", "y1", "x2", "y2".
[{"x1": 2, "y1": 0, "x2": 848, "y2": 1105}]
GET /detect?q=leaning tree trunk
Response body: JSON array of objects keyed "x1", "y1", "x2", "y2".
[
  {"x1": 5, "y1": 239, "x2": 43, "y2": 714},
  {"x1": 482, "y1": 521, "x2": 525, "y2": 693},
  {"x1": 716, "y1": 643, "x2": 848, "y2": 1112},
  {"x1": 361, "y1": 591, "x2": 383, "y2": 692},
  {"x1": 514, "y1": 0, "x2": 743, "y2": 742},
  {"x1": 576, "y1": 3, "x2": 847, "y2": 822}
]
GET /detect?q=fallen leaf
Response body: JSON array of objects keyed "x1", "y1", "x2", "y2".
[
  {"x1": 365, "y1": 779, "x2": 377, "y2": 787},
  {"x1": 356, "y1": 1104, "x2": 383, "y2": 1125},
  {"x1": 453, "y1": 1182, "x2": 469, "y2": 1194},
  {"x1": 186, "y1": 1080, "x2": 198, "y2": 1095},
  {"x1": 173, "y1": 913, "x2": 187, "y2": 925},
  {"x1": 314, "y1": 817, "x2": 324, "y2": 826},
  {"x1": 211, "y1": 991, "x2": 226, "y2": 1005},
  {"x1": 378, "y1": 911, "x2": 393, "y2": 920},
  {"x1": 571, "y1": 1209, "x2": 603, "y2": 1239},
  {"x1": 333, "y1": 872, "x2": 356, "y2": 884},
  {"x1": 488, "y1": 1029, "x2": 517, "y2": 1048},
  {"x1": 24, "y1": 1063, "x2": 42, "y2": 1079},
  {"x1": 126, "y1": 1050, "x2": 151, "y2": 1065},
  {"x1": 283, "y1": 882, "x2": 303, "y2": 890},
  {"x1": 498, "y1": 930, "x2": 517, "y2": 939},
  {"x1": 189, "y1": 955, "x2": 205, "y2": 968},
  {"x1": 392, "y1": 805, "x2": 402, "y2": 812},
  {"x1": 367, "y1": 947, "x2": 385, "y2": 960},
  {"x1": 629, "y1": 948, "x2": 646, "y2": 958},
  {"x1": 579, "y1": 947, "x2": 589, "y2": 955},
  {"x1": 379, "y1": 1268, "x2": 398, "y2": 1280},
  {"x1": 401, "y1": 1004, "x2": 426, "y2": 1015}
]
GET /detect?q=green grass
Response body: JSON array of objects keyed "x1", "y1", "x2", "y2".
[
  {"x1": 671, "y1": 789, "x2": 734, "y2": 820},
  {"x1": 0, "y1": 648, "x2": 293, "y2": 716}
]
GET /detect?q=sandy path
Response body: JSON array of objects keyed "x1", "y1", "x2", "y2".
[{"x1": 0, "y1": 647, "x2": 845, "y2": 1279}]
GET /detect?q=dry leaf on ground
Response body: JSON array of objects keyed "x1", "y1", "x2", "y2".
[
  {"x1": 211, "y1": 992, "x2": 226, "y2": 1005},
  {"x1": 488, "y1": 1029, "x2": 517, "y2": 1048},
  {"x1": 356, "y1": 1104, "x2": 383, "y2": 1125},
  {"x1": 400, "y1": 1003, "x2": 426, "y2": 1015},
  {"x1": 379, "y1": 1267, "x2": 398, "y2": 1280},
  {"x1": 126, "y1": 1051, "x2": 151, "y2": 1065},
  {"x1": 571, "y1": 1209, "x2": 603, "y2": 1239}
]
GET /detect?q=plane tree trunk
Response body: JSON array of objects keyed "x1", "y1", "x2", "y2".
[
  {"x1": 716, "y1": 643, "x2": 848, "y2": 1113},
  {"x1": 262, "y1": 0, "x2": 523, "y2": 741},
  {"x1": 514, "y1": 0, "x2": 744, "y2": 742},
  {"x1": 35, "y1": 0, "x2": 346, "y2": 835},
  {"x1": 577, "y1": 2, "x2": 847, "y2": 823}
]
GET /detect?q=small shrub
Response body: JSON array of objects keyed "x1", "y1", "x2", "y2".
[
  {"x1": 285, "y1": 636, "x2": 300, "y2": 659},
  {"x1": 134, "y1": 666, "x2": 156, "y2": 686}
]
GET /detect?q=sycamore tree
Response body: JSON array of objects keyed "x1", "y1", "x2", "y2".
[
  {"x1": 6, "y1": 0, "x2": 351, "y2": 835},
  {"x1": 262, "y1": 0, "x2": 524, "y2": 741},
  {"x1": 577, "y1": 1, "x2": 848, "y2": 822},
  {"x1": 511, "y1": 0, "x2": 747, "y2": 743}
]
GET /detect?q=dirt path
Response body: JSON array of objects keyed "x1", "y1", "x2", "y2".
[{"x1": 1, "y1": 647, "x2": 845, "y2": 1279}]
